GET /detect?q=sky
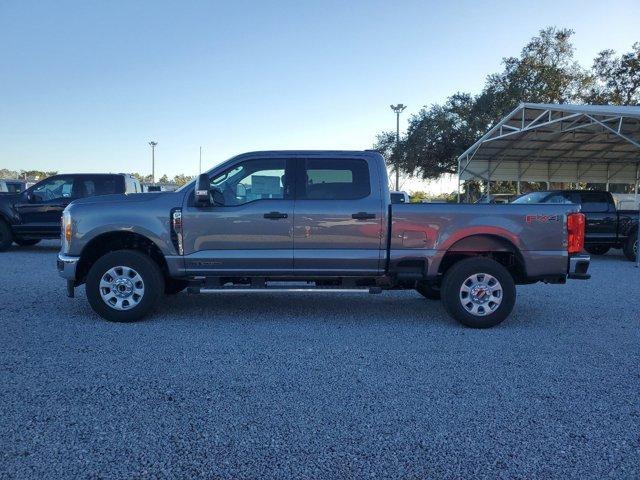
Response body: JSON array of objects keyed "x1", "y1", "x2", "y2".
[{"x1": 0, "y1": 0, "x2": 638, "y2": 192}]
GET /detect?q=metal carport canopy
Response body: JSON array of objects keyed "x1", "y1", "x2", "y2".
[{"x1": 457, "y1": 103, "x2": 640, "y2": 188}]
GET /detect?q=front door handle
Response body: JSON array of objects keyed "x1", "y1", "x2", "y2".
[
  {"x1": 264, "y1": 211, "x2": 288, "y2": 220},
  {"x1": 352, "y1": 212, "x2": 376, "y2": 220}
]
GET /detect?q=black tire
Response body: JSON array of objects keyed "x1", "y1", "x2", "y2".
[
  {"x1": 165, "y1": 278, "x2": 188, "y2": 295},
  {"x1": 585, "y1": 245, "x2": 610, "y2": 256},
  {"x1": 416, "y1": 282, "x2": 441, "y2": 300},
  {"x1": 85, "y1": 249, "x2": 164, "y2": 322},
  {"x1": 441, "y1": 257, "x2": 516, "y2": 329},
  {"x1": 14, "y1": 237, "x2": 41, "y2": 247},
  {"x1": 623, "y1": 231, "x2": 638, "y2": 262},
  {"x1": 0, "y1": 221, "x2": 13, "y2": 252}
]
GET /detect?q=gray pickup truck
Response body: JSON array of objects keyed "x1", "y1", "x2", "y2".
[{"x1": 58, "y1": 150, "x2": 590, "y2": 328}]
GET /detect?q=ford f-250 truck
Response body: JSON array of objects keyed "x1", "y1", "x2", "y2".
[{"x1": 57, "y1": 151, "x2": 590, "y2": 328}]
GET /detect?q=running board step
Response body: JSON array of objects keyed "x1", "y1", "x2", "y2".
[{"x1": 188, "y1": 286, "x2": 383, "y2": 294}]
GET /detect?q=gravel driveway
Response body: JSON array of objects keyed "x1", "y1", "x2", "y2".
[{"x1": 1, "y1": 241, "x2": 639, "y2": 479}]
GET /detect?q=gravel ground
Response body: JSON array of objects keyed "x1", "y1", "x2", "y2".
[{"x1": 1, "y1": 240, "x2": 639, "y2": 479}]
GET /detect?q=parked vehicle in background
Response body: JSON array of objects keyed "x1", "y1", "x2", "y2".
[
  {"x1": 58, "y1": 151, "x2": 589, "y2": 329},
  {"x1": 513, "y1": 190, "x2": 638, "y2": 260},
  {"x1": 390, "y1": 191, "x2": 410, "y2": 204},
  {"x1": 0, "y1": 173, "x2": 142, "y2": 251},
  {"x1": 612, "y1": 193, "x2": 640, "y2": 211},
  {"x1": 0, "y1": 179, "x2": 27, "y2": 194},
  {"x1": 476, "y1": 193, "x2": 518, "y2": 204}
]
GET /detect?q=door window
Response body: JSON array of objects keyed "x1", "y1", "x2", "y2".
[
  {"x1": 300, "y1": 159, "x2": 370, "y2": 200},
  {"x1": 30, "y1": 177, "x2": 76, "y2": 203},
  {"x1": 210, "y1": 159, "x2": 288, "y2": 206}
]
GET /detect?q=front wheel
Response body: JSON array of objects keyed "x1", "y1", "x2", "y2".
[
  {"x1": 585, "y1": 245, "x2": 610, "y2": 256},
  {"x1": 14, "y1": 237, "x2": 41, "y2": 247},
  {"x1": 441, "y1": 257, "x2": 516, "y2": 328},
  {"x1": 0, "y1": 221, "x2": 13, "y2": 251},
  {"x1": 86, "y1": 250, "x2": 164, "y2": 322},
  {"x1": 623, "y1": 231, "x2": 638, "y2": 262}
]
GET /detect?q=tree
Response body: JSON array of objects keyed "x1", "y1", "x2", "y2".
[
  {"x1": 158, "y1": 174, "x2": 169, "y2": 184},
  {"x1": 173, "y1": 174, "x2": 193, "y2": 186},
  {"x1": 374, "y1": 27, "x2": 593, "y2": 181},
  {"x1": 586, "y1": 42, "x2": 640, "y2": 105}
]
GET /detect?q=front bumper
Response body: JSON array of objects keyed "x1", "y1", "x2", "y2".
[
  {"x1": 57, "y1": 253, "x2": 79, "y2": 281},
  {"x1": 568, "y1": 254, "x2": 590, "y2": 280}
]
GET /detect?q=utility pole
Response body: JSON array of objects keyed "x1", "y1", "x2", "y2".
[
  {"x1": 148, "y1": 141, "x2": 158, "y2": 184},
  {"x1": 390, "y1": 104, "x2": 406, "y2": 191},
  {"x1": 199, "y1": 146, "x2": 202, "y2": 174}
]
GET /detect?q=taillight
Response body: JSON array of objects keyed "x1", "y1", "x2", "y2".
[
  {"x1": 567, "y1": 212, "x2": 585, "y2": 254},
  {"x1": 171, "y1": 208, "x2": 183, "y2": 255}
]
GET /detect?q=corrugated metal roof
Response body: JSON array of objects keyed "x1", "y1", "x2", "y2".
[{"x1": 458, "y1": 103, "x2": 640, "y2": 183}]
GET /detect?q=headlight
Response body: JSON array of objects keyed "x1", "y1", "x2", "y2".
[{"x1": 62, "y1": 209, "x2": 72, "y2": 253}]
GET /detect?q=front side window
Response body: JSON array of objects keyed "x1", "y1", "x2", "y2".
[
  {"x1": 300, "y1": 159, "x2": 370, "y2": 200},
  {"x1": 30, "y1": 177, "x2": 76, "y2": 203},
  {"x1": 210, "y1": 159, "x2": 287, "y2": 206}
]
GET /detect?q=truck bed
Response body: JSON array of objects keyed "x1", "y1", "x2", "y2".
[{"x1": 389, "y1": 203, "x2": 580, "y2": 280}]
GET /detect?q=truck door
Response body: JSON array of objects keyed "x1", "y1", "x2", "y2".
[
  {"x1": 293, "y1": 156, "x2": 384, "y2": 275},
  {"x1": 578, "y1": 192, "x2": 617, "y2": 245},
  {"x1": 181, "y1": 157, "x2": 295, "y2": 275},
  {"x1": 13, "y1": 176, "x2": 79, "y2": 237}
]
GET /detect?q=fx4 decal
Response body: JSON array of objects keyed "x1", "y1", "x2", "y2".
[{"x1": 526, "y1": 214, "x2": 561, "y2": 224}]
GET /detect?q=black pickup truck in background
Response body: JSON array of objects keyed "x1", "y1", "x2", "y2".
[
  {"x1": 513, "y1": 190, "x2": 638, "y2": 260},
  {"x1": 0, "y1": 173, "x2": 142, "y2": 251}
]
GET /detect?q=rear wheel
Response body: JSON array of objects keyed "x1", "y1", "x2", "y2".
[
  {"x1": 416, "y1": 282, "x2": 441, "y2": 300},
  {"x1": 441, "y1": 257, "x2": 516, "y2": 328},
  {"x1": 623, "y1": 231, "x2": 638, "y2": 262},
  {"x1": 0, "y1": 221, "x2": 13, "y2": 251},
  {"x1": 585, "y1": 245, "x2": 610, "y2": 256},
  {"x1": 14, "y1": 237, "x2": 41, "y2": 247},
  {"x1": 86, "y1": 250, "x2": 164, "y2": 322}
]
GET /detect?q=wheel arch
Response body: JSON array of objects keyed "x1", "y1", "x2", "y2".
[
  {"x1": 437, "y1": 234, "x2": 527, "y2": 283},
  {"x1": 75, "y1": 231, "x2": 169, "y2": 285}
]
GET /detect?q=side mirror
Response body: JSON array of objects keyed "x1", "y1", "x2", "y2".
[{"x1": 194, "y1": 173, "x2": 211, "y2": 207}]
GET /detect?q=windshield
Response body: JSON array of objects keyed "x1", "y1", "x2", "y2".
[{"x1": 512, "y1": 192, "x2": 574, "y2": 204}]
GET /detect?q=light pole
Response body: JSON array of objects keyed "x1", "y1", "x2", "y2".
[
  {"x1": 148, "y1": 141, "x2": 158, "y2": 184},
  {"x1": 390, "y1": 104, "x2": 406, "y2": 191}
]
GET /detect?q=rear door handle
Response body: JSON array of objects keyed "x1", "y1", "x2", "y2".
[
  {"x1": 352, "y1": 212, "x2": 376, "y2": 220},
  {"x1": 264, "y1": 211, "x2": 288, "y2": 220}
]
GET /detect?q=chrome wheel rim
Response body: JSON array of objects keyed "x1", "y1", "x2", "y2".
[
  {"x1": 459, "y1": 272, "x2": 502, "y2": 316},
  {"x1": 99, "y1": 266, "x2": 145, "y2": 311}
]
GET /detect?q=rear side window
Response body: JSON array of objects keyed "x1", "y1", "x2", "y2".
[
  {"x1": 82, "y1": 176, "x2": 121, "y2": 197},
  {"x1": 579, "y1": 192, "x2": 611, "y2": 213},
  {"x1": 300, "y1": 159, "x2": 370, "y2": 200}
]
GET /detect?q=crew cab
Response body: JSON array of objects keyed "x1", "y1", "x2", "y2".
[
  {"x1": 513, "y1": 190, "x2": 638, "y2": 260},
  {"x1": 57, "y1": 151, "x2": 590, "y2": 328},
  {"x1": 0, "y1": 173, "x2": 141, "y2": 250}
]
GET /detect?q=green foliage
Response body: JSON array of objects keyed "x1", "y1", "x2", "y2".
[
  {"x1": 586, "y1": 42, "x2": 640, "y2": 105},
  {"x1": 409, "y1": 191, "x2": 429, "y2": 203},
  {"x1": 374, "y1": 27, "x2": 639, "y2": 181},
  {"x1": 172, "y1": 174, "x2": 194, "y2": 186}
]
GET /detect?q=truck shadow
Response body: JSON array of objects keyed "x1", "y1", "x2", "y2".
[
  {"x1": 160, "y1": 292, "x2": 460, "y2": 328},
  {"x1": 4, "y1": 240, "x2": 60, "y2": 253}
]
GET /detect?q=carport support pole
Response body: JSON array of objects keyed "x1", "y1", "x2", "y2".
[{"x1": 457, "y1": 159, "x2": 461, "y2": 203}]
